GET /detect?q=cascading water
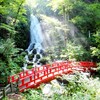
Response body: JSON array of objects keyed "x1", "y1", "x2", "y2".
[
  {"x1": 23, "y1": 14, "x2": 44, "y2": 70},
  {"x1": 27, "y1": 14, "x2": 43, "y2": 53}
]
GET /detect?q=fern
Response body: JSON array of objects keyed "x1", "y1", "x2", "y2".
[{"x1": 0, "y1": 23, "x2": 16, "y2": 38}]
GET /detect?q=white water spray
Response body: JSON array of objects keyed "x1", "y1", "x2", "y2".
[
  {"x1": 23, "y1": 14, "x2": 44, "y2": 70},
  {"x1": 27, "y1": 14, "x2": 43, "y2": 54}
]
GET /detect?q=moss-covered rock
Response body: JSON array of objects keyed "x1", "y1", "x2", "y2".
[
  {"x1": 40, "y1": 58, "x2": 48, "y2": 65},
  {"x1": 36, "y1": 54, "x2": 41, "y2": 59},
  {"x1": 27, "y1": 65, "x2": 33, "y2": 69},
  {"x1": 28, "y1": 54, "x2": 34, "y2": 61}
]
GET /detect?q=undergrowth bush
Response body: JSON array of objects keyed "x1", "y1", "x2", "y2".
[
  {"x1": 46, "y1": 41, "x2": 91, "y2": 62},
  {"x1": 0, "y1": 39, "x2": 24, "y2": 84},
  {"x1": 21, "y1": 72, "x2": 100, "y2": 100}
]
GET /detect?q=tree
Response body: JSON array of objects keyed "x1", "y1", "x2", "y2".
[
  {"x1": 49, "y1": 0, "x2": 100, "y2": 35},
  {"x1": 91, "y1": 31, "x2": 100, "y2": 60},
  {"x1": 0, "y1": 39, "x2": 20, "y2": 84},
  {"x1": 49, "y1": 0, "x2": 100, "y2": 62},
  {"x1": 0, "y1": 0, "x2": 28, "y2": 84},
  {"x1": 0, "y1": 0, "x2": 27, "y2": 39}
]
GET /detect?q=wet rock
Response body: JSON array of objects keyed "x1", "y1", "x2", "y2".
[
  {"x1": 27, "y1": 43, "x2": 35, "y2": 52},
  {"x1": 28, "y1": 54, "x2": 34, "y2": 61},
  {"x1": 32, "y1": 48, "x2": 37, "y2": 54},
  {"x1": 7, "y1": 93, "x2": 25, "y2": 100},
  {"x1": 40, "y1": 49, "x2": 45, "y2": 56},
  {"x1": 51, "y1": 79, "x2": 65, "y2": 94},
  {"x1": 56, "y1": 77, "x2": 63, "y2": 84},
  {"x1": 36, "y1": 54, "x2": 41, "y2": 59},
  {"x1": 39, "y1": 58, "x2": 48, "y2": 65},
  {"x1": 42, "y1": 84, "x2": 53, "y2": 96}
]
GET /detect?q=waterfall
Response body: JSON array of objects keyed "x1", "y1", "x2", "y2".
[
  {"x1": 23, "y1": 14, "x2": 44, "y2": 70},
  {"x1": 27, "y1": 14, "x2": 43, "y2": 54}
]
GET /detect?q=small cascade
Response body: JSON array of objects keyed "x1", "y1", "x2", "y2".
[{"x1": 23, "y1": 14, "x2": 44, "y2": 70}]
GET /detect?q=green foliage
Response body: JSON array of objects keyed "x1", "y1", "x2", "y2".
[
  {"x1": 21, "y1": 73, "x2": 100, "y2": 100},
  {"x1": 0, "y1": 0, "x2": 29, "y2": 49},
  {"x1": 62, "y1": 73, "x2": 100, "y2": 100},
  {"x1": 91, "y1": 47, "x2": 100, "y2": 59},
  {"x1": 14, "y1": 21, "x2": 30, "y2": 49},
  {"x1": 71, "y1": 2, "x2": 100, "y2": 34},
  {"x1": 49, "y1": 0, "x2": 100, "y2": 34},
  {"x1": 49, "y1": 0, "x2": 100, "y2": 63},
  {"x1": 25, "y1": 0, "x2": 54, "y2": 16},
  {"x1": 0, "y1": 0, "x2": 26, "y2": 24},
  {"x1": 91, "y1": 31, "x2": 100, "y2": 60},
  {"x1": 41, "y1": 15, "x2": 68, "y2": 60},
  {"x1": 0, "y1": 0, "x2": 29, "y2": 84},
  {"x1": 2, "y1": 97, "x2": 8, "y2": 100},
  {"x1": 0, "y1": 23, "x2": 16, "y2": 39},
  {"x1": 13, "y1": 51, "x2": 26, "y2": 67},
  {"x1": 0, "y1": 39, "x2": 19, "y2": 61},
  {"x1": 0, "y1": 39, "x2": 22, "y2": 84},
  {"x1": 52, "y1": 32, "x2": 65, "y2": 60},
  {"x1": 91, "y1": 31, "x2": 100, "y2": 74},
  {"x1": 47, "y1": 41, "x2": 91, "y2": 61},
  {"x1": 27, "y1": 65, "x2": 33, "y2": 69},
  {"x1": 23, "y1": 89, "x2": 43, "y2": 100},
  {"x1": 62, "y1": 42, "x2": 91, "y2": 61},
  {"x1": 40, "y1": 57, "x2": 49, "y2": 65}
]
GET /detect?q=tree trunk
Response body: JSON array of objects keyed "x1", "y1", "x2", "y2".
[{"x1": 13, "y1": 1, "x2": 24, "y2": 25}]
